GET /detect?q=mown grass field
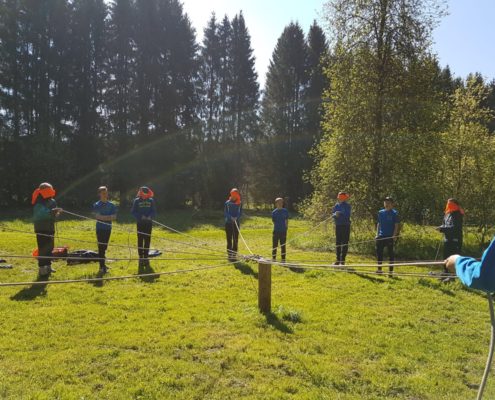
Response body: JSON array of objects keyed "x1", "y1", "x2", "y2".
[{"x1": 0, "y1": 209, "x2": 493, "y2": 399}]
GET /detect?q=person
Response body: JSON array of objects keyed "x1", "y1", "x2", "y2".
[
  {"x1": 131, "y1": 186, "x2": 156, "y2": 267},
  {"x1": 32, "y1": 182, "x2": 62, "y2": 278},
  {"x1": 92, "y1": 186, "x2": 117, "y2": 274},
  {"x1": 332, "y1": 191, "x2": 351, "y2": 266},
  {"x1": 437, "y1": 198, "x2": 464, "y2": 274},
  {"x1": 376, "y1": 197, "x2": 401, "y2": 275},
  {"x1": 224, "y1": 188, "x2": 242, "y2": 262},
  {"x1": 445, "y1": 238, "x2": 495, "y2": 292},
  {"x1": 272, "y1": 197, "x2": 289, "y2": 262}
]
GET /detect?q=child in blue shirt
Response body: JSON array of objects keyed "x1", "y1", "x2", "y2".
[
  {"x1": 376, "y1": 197, "x2": 401, "y2": 275},
  {"x1": 332, "y1": 191, "x2": 351, "y2": 265},
  {"x1": 224, "y1": 188, "x2": 242, "y2": 262},
  {"x1": 93, "y1": 186, "x2": 117, "y2": 274},
  {"x1": 272, "y1": 197, "x2": 289, "y2": 262},
  {"x1": 131, "y1": 186, "x2": 156, "y2": 267}
]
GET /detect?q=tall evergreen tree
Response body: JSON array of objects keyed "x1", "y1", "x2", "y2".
[{"x1": 258, "y1": 22, "x2": 309, "y2": 207}]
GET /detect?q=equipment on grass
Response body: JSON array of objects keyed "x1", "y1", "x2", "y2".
[{"x1": 66, "y1": 250, "x2": 99, "y2": 265}]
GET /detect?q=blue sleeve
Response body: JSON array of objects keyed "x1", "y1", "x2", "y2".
[
  {"x1": 224, "y1": 203, "x2": 229, "y2": 220},
  {"x1": 455, "y1": 239, "x2": 495, "y2": 292},
  {"x1": 272, "y1": 210, "x2": 276, "y2": 222},
  {"x1": 131, "y1": 199, "x2": 139, "y2": 220}
]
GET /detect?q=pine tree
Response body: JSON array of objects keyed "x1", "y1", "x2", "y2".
[{"x1": 259, "y1": 22, "x2": 309, "y2": 207}]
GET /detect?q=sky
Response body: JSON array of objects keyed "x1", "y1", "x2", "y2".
[{"x1": 181, "y1": 0, "x2": 495, "y2": 86}]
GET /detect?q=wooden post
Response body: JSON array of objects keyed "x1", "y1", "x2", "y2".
[{"x1": 258, "y1": 261, "x2": 271, "y2": 314}]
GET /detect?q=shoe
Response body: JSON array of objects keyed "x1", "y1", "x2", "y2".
[
  {"x1": 376, "y1": 269, "x2": 383, "y2": 274},
  {"x1": 38, "y1": 265, "x2": 52, "y2": 277}
]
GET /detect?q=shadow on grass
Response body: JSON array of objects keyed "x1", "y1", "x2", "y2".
[
  {"x1": 417, "y1": 278, "x2": 456, "y2": 297},
  {"x1": 353, "y1": 271, "x2": 387, "y2": 284},
  {"x1": 265, "y1": 312, "x2": 293, "y2": 334},
  {"x1": 234, "y1": 262, "x2": 258, "y2": 279},
  {"x1": 11, "y1": 276, "x2": 48, "y2": 301},
  {"x1": 138, "y1": 262, "x2": 159, "y2": 283}
]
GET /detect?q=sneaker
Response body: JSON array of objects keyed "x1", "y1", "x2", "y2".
[{"x1": 38, "y1": 265, "x2": 52, "y2": 277}]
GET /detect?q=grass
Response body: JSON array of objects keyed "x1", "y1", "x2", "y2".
[{"x1": 0, "y1": 209, "x2": 493, "y2": 399}]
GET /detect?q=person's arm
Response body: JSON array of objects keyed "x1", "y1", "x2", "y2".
[
  {"x1": 438, "y1": 215, "x2": 453, "y2": 233},
  {"x1": 376, "y1": 223, "x2": 380, "y2": 238},
  {"x1": 285, "y1": 210, "x2": 289, "y2": 230},
  {"x1": 446, "y1": 239, "x2": 495, "y2": 292},
  {"x1": 131, "y1": 199, "x2": 139, "y2": 220},
  {"x1": 149, "y1": 199, "x2": 156, "y2": 219}
]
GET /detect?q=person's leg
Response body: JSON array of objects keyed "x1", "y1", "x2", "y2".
[
  {"x1": 37, "y1": 231, "x2": 54, "y2": 275},
  {"x1": 280, "y1": 232, "x2": 287, "y2": 261},
  {"x1": 376, "y1": 239, "x2": 384, "y2": 272},
  {"x1": 232, "y1": 222, "x2": 239, "y2": 256},
  {"x1": 341, "y1": 225, "x2": 351, "y2": 265},
  {"x1": 143, "y1": 222, "x2": 152, "y2": 259},
  {"x1": 225, "y1": 223, "x2": 233, "y2": 259},
  {"x1": 335, "y1": 225, "x2": 342, "y2": 264},
  {"x1": 387, "y1": 239, "x2": 395, "y2": 273},
  {"x1": 272, "y1": 232, "x2": 278, "y2": 260},
  {"x1": 137, "y1": 223, "x2": 144, "y2": 260},
  {"x1": 97, "y1": 229, "x2": 110, "y2": 270},
  {"x1": 442, "y1": 241, "x2": 456, "y2": 272}
]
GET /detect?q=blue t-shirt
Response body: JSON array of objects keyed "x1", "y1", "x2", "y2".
[
  {"x1": 377, "y1": 209, "x2": 400, "y2": 238},
  {"x1": 272, "y1": 208, "x2": 289, "y2": 232},
  {"x1": 93, "y1": 200, "x2": 117, "y2": 231},
  {"x1": 332, "y1": 201, "x2": 351, "y2": 226}
]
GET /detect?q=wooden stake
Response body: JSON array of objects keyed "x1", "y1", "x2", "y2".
[{"x1": 258, "y1": 261, "x2": 271, "y2": 314}]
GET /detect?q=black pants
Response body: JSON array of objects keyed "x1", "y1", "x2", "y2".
[
  {"x1": 335, "y1": 224, "x2": 350, "y2": 263},
  {"x1": 272, "y1": 231, "x2": 287, "y2": 260},
  {"x1": 225, "y1": 222, "x2": 239, "y2": 258},
  {"x1": 376, "y1": 237, "x2": 395, "y2": 271},
  {"x1": 443, "y1": 239, "x2": 462, "y2": 272},
  {"x1": 36, "y1": 231, "x2": 54, "y2": 267},
  {"x1": 137, "y1": 221, "x2": 152, "y2": 259},
  {"x1": 443, "y1": 240, "x2": 462, "y2": 259},
  {"x1": 96, "y1": 229, "x2": 112, "y2": 268}
]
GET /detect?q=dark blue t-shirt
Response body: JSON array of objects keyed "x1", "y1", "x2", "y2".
[
  {"x1": 377, "y1": 209, "x2": 400, "y2": 238},
  {"x1": 131, "y1": 198, "x2": 156, "y2": 221},
  {"x1": 332, "y1": 201, "x2": 351, "y2": 226},
  {"x1": 93, "y1": 200, "x2": 117, "y2": 231},
  {"x1": 272, "y1": 208, "x2": 289, "y2": 233}
]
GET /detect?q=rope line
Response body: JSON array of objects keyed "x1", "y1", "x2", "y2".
[
  {"x1": 477, "y1": 293, "x2": 495, "y2": 400},
  {"x1": 0, "y1": 253, "x2": 226, "y2": 262},
  {"x1": 234, "y1": 219, "x2": 254, "y2": 255},
  {"x1": 0, "y1": 225, "x2": 225, "y2": 258},
  {"x1": 60, "y1": 210, "x2": 227, "y2": 257},
  {"x1": 0, "y1": 261, "x2": 236, "y2": 287}
]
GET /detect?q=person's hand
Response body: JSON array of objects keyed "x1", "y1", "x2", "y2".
[
  {"x1": 444, "y1": 255, "x2": 460, "y2": 273},
  {"x1": 53, "y1": 208, "x2": 63, "y2": 216}
]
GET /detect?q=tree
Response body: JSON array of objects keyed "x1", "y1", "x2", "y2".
[
  {"x1": 305, "y1": 0, "x2": 446, "y2": 219},
  {"x1": 258, "y1": 22, "x2": 309, "y2": 207}
]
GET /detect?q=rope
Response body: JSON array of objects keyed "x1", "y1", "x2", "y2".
[
  {"x1": 234, "y1": 219, "x2": 254, "y2": 255},
  {"x1": 0, "y1": 225, "x2": 224, "y2": 258},
  {"x1": 0, "y1": 261, "x2": 235, "y2": 287},
  {"x1": 477, "y1": 293, "x2": 495, "y2": 400},
  {"x1": 274, "y1": 262, "x2": 457, "y2": 279},
  {"x1": 269, "y1": 259, "x2": 445, "y2": 269},
  {"x1": 152, "y1": 219, "x2": 224, "y2": 251},
  {"x1": 0, "y1": 253, "x2": 226, "y2": 262},
  {"x1": 60, "y1": 210, "x2": 227, "y2": 257}
]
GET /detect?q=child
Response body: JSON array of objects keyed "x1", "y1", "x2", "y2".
[
  {"x1": 272, "y1": 197, "x2": 289, "y2": 262},
  {"x1": 93, "y1": 186, "x2": 117, "y2": 274},
  {"x1": 445, "y1": 238, "x2": 495, "y2": 292},
  {"x1": 131, "y1": 186, "x2": 156, "y2": 267},
  {"x1": 32, "y1": 182, "x2": 62, "y2": 278},
  {"x1": 437, "y1": 198, "x2": 464, "y2": 266},
  {"x1": 332, "y1": 191, "x2": 351, "y2": 265},
  {"x1": 376, "y1": 197, "x2": 401, "y2": 275},
  {"x1": 224, "y1": 188, "x2": 242, "y2": 262}
]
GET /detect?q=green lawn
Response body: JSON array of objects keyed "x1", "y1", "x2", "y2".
[{"x1": 0, "y1": 210, "x2": 493, "y2": 399}]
